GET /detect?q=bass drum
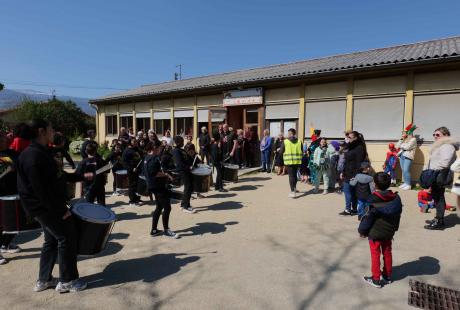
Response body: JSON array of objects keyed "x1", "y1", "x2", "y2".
[
  {"x1": 223, "y1": 164, "x2": 239, "y2": 182},
  {"x1": 71, "y1": 203, "x2": 116, "y2": 256},
  {"x1": 115, "y1": 170, "x2": 129, "y2": 190},
  {"x1": 0, "y1": 195, "x2": 41, "y2": 234},
  {"x1": 192, "y1": 165, "x2": 212, "y2": 193}
]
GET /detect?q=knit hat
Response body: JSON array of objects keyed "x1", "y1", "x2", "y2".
[
  {"x1": 330, "y1": 140, "x2": 340, "y2": 151},
  {"x1": 405, "y1": 123, "x2": 417, "y2": 135}
]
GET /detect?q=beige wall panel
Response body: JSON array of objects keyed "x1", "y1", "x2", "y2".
[
  {"x1": 97, "y1": 112, "x2": 105, "y2": 143},
  {"x1": 118, "y1": 103, "x2": 133, "y2": 113},
  {"x1": 153, "y1": 99, "x2": 172, "y2": 110},
  {"x1": 173, "y1": 97, "x2": 195, "y2": 108},
  {"x1": 306, "y1": 81, "x2": 347, "y2": 99},
  {"x1": 265, "y1": 87, "x2": 299, "y2": 103},
  {"x1": 414, "y1": 70, "x2": 460, "y2": 91},
  {"x1": 354, "y1": 75, "x2": 406, "y2": 96},
  {"x1": 135, "y1": 101, "x2": 152, "y2": 112},
  {"x1": 105, "y1": 104, "x2": 117, "y2": 114},
  {"x1": 197, "y1": 94, "x2": 222, "y2": 107}
]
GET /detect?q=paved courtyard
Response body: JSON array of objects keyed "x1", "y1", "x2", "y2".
[{"x1": 1, "y1": 172, "x2": 460, "y2": 310}]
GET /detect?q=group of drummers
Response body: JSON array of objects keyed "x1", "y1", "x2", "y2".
[{"x1": 0, "y1": 119, "x2": 236, "y2": 293}]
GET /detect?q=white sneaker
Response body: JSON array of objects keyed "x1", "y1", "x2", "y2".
[
  {"x1": 55, "y1": 278, "x2": 87, "y2": 293},
  {"x1": 398, "y1": 184, "x2": 405, "y2": 189},
  {"x1": 401, "y1": 184, "x2": 412, "y2": 190},
  {"x1": 288, "y1": 192, "x2": 296, "y2": 198},
  {"x1": 0, "y1": 255, "x2": 7, "y2": 265},
  {"x1": 1, "y1": 244, "x2": 22, "y2": 254},
  {"x1": 182, "y1": 207, "x2": 196, "y2": 214},
  {"x1": 34, "y1": 277, "x2": 58, "y2": 292},
  {"x1": 322, "y1": 190, "x2": 328, "y2": 195}
]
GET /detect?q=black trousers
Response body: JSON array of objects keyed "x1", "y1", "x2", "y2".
[
  {"x1": 128, "y1": 169, "x2": 140, "y2": 202},
  {"x1": 181, "y1": 173, "x2": 193, "y2": 209},
  {"x1": 35, "y1": 213, "x2": 79, "y2": 283},
  {"x1": 0, "y1": 233, "x2": 15, "y2": 247},
  {"x1": 432, "y1": 184, "x2": 446, "y2": 219},
  {"x1": 151, "y1": 190, "x2": 172, "y2": 230},
  {"x1": 84, "y1": 185, "x2": 106, "y2": 206},
  {"x1": 214, "y1": 164, "x2": 223, "y2": 190},
  {"x1": 200, "y1": 150, "x2": 210, "y2": 165},
  {"x1": 287, "y1": 165, "x2": 299, "y2": 192}
]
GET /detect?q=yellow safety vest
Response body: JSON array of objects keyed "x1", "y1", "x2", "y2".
[{"x1": 283, "y1": 139, "x2": 302, "y2": 165}]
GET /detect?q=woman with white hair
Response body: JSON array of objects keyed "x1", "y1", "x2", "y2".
[{"x1": 198, "y1": 126, "x2": 211, "y2": 164}]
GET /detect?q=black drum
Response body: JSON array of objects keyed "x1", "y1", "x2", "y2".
[
  {"x1": 0, "y1": 195, "x2": 41, "y2": 234},
  {"x1": 170, "y1": 171, "x2": 183, "y2": 187},
  {"x1": 223, "y1": 164, "x2": 239, "y2": 182},
  {"x1": 66, "y1": 182, "x2": 76, "y2": 200},
  {"x1": 137, "y1": 175, "x2": 149, "y2": 196},
  {"x1": 192, "y1": 165, "x2": 212, "y2": 193},
  {"x1": 115, "y1": 170, "x2": 129, "y2": 190},
  {"x1": 71, "y1": 203, "x2": 116, "y2": 256}
]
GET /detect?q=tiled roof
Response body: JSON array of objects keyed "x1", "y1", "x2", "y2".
[{"x1": 92, "y1": 36, "x2": 460, "y2": 103}]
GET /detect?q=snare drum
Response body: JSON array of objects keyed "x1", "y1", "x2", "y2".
[
  {"x1": 192, "y1": 165, "x2": 212, "y2": 193},
  {"x1": 115, "y1": 169, "x2": 129, "y2": 190},
  {"x1": 0, "y1": 195, "x2": 41, "y2": 234},
  {"x1": 223, "y1": 164, "x2": 239, "y2": 182},
  {"x1": 71, "y1": 203, "x2": 116, "y2": 256}
]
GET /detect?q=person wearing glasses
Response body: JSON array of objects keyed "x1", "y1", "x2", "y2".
[
  {"x1": 396, "y1": 124, "x2": 418, "y2": 190},
  {"x1": 424, "y1": 127, "x2": 459, "y2": 230}
]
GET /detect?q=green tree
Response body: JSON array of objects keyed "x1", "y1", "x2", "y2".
[
  {"x1": 0, "y1": 82, "x2": 4, "y2": 91},
  {"x1": 6, "y1": 98, "x2": 95, "y2": 139}
]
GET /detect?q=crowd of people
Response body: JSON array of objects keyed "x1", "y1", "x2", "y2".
[{"x1": 0, "y1": 118, "x2": 459, "y2": 292}]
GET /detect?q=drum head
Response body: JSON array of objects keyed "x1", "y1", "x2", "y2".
[
  {"x1": 116, "y1": 170, "x2": 127, "y2": 175},
  {"x1": 72, "y1": 203, "x2": 116, "y2": 224},
  {"x1": 0, "y1": 195, "x2": 20, "y2": 201},
  {"x1": 192, "y1": 167, "x2": 212, "y2": 176}
]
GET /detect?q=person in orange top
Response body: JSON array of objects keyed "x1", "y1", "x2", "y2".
[{"x1": 9, "y1": 122, "x2": 32, "y2": 153}]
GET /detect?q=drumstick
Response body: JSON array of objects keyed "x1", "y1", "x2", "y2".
[
  {"x1": 95, "y1": 162, "x2": 113, "y2": 175},
  {"x1": 0, "y1": 166, "x2": 12, "y2": 180},
  {"x1": 191, "y1": 154, "x2": 198, "y2": 168}
]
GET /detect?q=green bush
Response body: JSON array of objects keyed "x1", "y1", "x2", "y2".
[{"x1": 69, "y1": 140, "x2": 84, "y2": 155}]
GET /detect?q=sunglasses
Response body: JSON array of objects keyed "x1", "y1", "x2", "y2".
[{"x1": 433, "y1": 133, "x2": 441, "y2": 137}]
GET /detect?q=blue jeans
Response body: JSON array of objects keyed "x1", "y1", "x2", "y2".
[
  {"x1": 343, "y1": 181, "x2": 357, "y2": 212},
  {"x1": 399, "y1": 156, "x2": 412, "y2": 186},
  {"x1": 261, "y1": 150, "x2": 271, "y2": 171},
  {"x1": 357, "y1": 199, "x2": 369, "y2": 217}
]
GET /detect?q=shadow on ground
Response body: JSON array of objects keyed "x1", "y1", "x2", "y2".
[
  {"x1": 13, "y1": 230, "x2": 42, "y2": 245},
  {"x1": 195, "y1": 201, "x2": 244, "y2": 213},
  {"x1": 392, "y1": 256, "x2": 441, "y2": 281},
  {"x1": 116, "y1": 212, "x2": 151, "y2": 221},
  {"x1": 85, "y1": 253, "x2": 200, "y2": 289},
  {"x1": 237, "y1": 177, "x2": 272, "y2": 183},
  {"x1": 205, "y1": 193, "x2": 237, "y2": 199},
  {"x1": 230, "y1": 185, "x2": 263, "y2": 191},
  {"x1": 79, "y1": 241, "x2": 124, "y2": 261},
  {"x1": 175, "y1": 221, "x2": 238, "y2": 237},
  {"x1": 443, "y1": 213, "x2": 460, "y2": 229}
]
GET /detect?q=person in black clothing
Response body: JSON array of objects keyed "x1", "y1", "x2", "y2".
[
  {"x1": 118, "y1": 127, "x2": 130, "y2": 148},
  {"x1": 142, "y1": 142, "x2": 179, "y2": 239},
  {"x1": 17, "y1": 119, "x2": 93, "y2": 293},
  {"x1": 80, "y1": 129, "x2": 98, "y2": 160},
  {"x1": 172, "y1": 136, "x2": 196, "y2": 214},
  {"x1": 52, "y1": 132, "x2": 75, "y2": 169},
  {"x1": 76, "y1": 143, "x2": 107, "y2": 206},
  {"x1": 108, "y1": 143, "x2": 123, "y2": 196},
  {"x1": 122, "y1": 138, "x2": 142, "y2": 205},
  {"x1": 211, "y1": 133, "x2": 226, "y2": 192},
  {"x1": 198, "y1": 127, "x2": 211, "y2": 164}
]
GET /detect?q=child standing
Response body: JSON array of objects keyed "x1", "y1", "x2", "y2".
[
  {"x1": 350, "y1": 162, "x2": 375, "y2": 219},
  {"x1": 383, "y1": 143, "x2": 398, "y2": 185},
  {"x1": 299, "y1": 144, "x2": 310, "y2": 183},
  {"x1": 312, "y1": 138, "x2": 332, "y2": 194},
  {"x1": 358, "y1": 172, "x2": 403, "y2": 288}
]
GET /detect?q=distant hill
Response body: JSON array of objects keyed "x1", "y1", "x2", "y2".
[{"x1": 0, "y1": 89, "x2": 95, "y2": 115}]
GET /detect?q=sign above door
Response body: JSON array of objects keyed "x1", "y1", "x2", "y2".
[{"x1": 223, "y1": 87, "x2": 263, "y2": 107}]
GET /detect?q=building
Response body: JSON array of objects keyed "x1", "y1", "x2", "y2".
[{"x1": 90, "y1": 36, "x2": 460, "y2": 177}]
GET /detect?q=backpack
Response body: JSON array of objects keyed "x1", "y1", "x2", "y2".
[{"x1": 419, "y1": 169, "x2": 438, "y2": 189}]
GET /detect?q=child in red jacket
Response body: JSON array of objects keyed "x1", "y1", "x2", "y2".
[
  {"x1": 383, "y1": 143, "x2": 398, "y2": 186},
  {"x1": 418, "y1": 188, "x2": 456, "y2": 213}
]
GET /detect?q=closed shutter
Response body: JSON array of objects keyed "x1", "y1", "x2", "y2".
[
  {"x1": 119, "y1": 112, "x2": 132, "y2": 117},
  {"x1": 198, "y1": 109, "x2": 209, "y2": 122},
  {"x1": 136, "y1": 112, "x2": 150, "y2": 118},
  {"x1": 414, "y1": 93, "x2": 460, "y2": 141},
  {"x1": 353, "y1": 96, "x2": 404, "y2": 140},
  {"x1": 305, "y1": 100, "x2": 346, "y2": 138},
  {"x1": 153, "y1": 111, "x2": 171, "y2": 120},
  {"x1": 174, "y1": 110, "x2": 193, "y2": 118},
  {"x1": 265, "y1": 104, "x2": 299, "y2": 120}
]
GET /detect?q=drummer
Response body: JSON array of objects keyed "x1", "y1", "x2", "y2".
[
  {"x1": 107, "y1": 142, "x2": 123, "y2": 196},
  {"x1": 17, "y1": 119, "x2": 94, "y2": 293},
  {"x1": 211, "y1": 133, "x2": 226, "y2": 192},
  {"x1": 172, "y1": 136, "x2": 196, "y2": 214},
  {"x1": 142, "y1": 142, "x2": 179, "y2": 238},
  {"x1": 122, "y1": 138, "x2": 143, "y2": 206},
  {"x1": 0, "y1": 131, "x2": 21, "y2": 265}
]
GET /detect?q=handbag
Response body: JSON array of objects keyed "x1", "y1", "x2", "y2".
[
  {"x1": 419, "y1": 169, "x2": 438, "y2": 189},
  {"x1": 436, "y1": 168, "x2": 454, "y2": 187}
]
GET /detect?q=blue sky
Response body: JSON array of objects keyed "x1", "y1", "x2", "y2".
[{"x1": 1, "y1": 0, "x2": 460, "y2": 99}]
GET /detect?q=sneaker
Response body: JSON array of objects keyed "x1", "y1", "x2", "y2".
[
  {"x1": 398, "y1": 184, "x2": 406, "y2": 189},
  {"x1": 288, "y1": 192, "x2": 296, "y2": 198},
  {"x1": 182, "y1": 207, "x2": 196, "y2": 214},
  {"x1": 339, "y1": 210, "x2": 352, "y2": 216},
  {"x1": 129, "y1": 201, "x2": 143, "y2": 207},
  {"x1": 424, "y1": 218, "x2": 445, "y2": 230},
  {"x1": 363, "y1": 276, "x2": 383, "y2": 288},
  {"x1": 313, "y1": 188, "x2": 319, "y2": 194},
  {"x1": 218, "y1": 188, "x2": 228, "y2": 193},
  {"x1": 111, "y1": 191, "x2": 121, "y2": 197},
  {"x1": 322, "y1": 190, "x2": 328, "y2": 195},
  {"x1": 0, "y1": 255, "x2": 7, "y2": 265},
  {"x1": 382, "y1": 275, "x2": 392, "y2": 284},
  {"x1": 55, "y1": 278, "x2": 87, "y2": 293},
  {"x1": 401, "y1": 184, "x2": 411, "y2": 191},
  {"x1": 150, "y1": 229, "x2": 163, "y2": 237},
  {"x1": 164, "y1": 229, "x2": 179, "y2": 239},
  {"x1": 34, "y1": 277, "x2": 58, "y2": 292},
  {"x1": 0, "y1": 244, "x2": 22, "y2": 254}
]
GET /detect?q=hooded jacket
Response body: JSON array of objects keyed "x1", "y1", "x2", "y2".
[
  {"x1": 358, "y1": 190, "x2": 402, "y2": 240},
  {"x1": 428, "y1": 137, "x2": 459, "y2": 171},
  {"x1": 343, "y1": 140, "x2": 366, "y2": 181}
]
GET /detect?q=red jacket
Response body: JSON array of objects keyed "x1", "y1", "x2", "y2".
[
  {"x1": 418, "y1": 190, "x2": 432, "y2": 205},
  {"x1": 9, "y1": 137, "x2": 31, "y2": 153}
]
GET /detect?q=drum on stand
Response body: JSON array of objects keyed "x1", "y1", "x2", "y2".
[
  {"x1": 71, "y1": 203, "x2": 116, "y2": 256},
  {"x1": 192, "y1": 165, "x2": 212, "y2": 193},
  {"x1": 223, "y1": 164, "x2": 239, "y2": 183},
  {"x1": 0, "y1": 195, "x2": 41, "y2": 234},
  {"x1": 115, "y1": 170, "x2": 129, "y2": 191}
]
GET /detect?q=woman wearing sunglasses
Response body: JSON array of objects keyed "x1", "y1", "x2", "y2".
[{"x1": 424, "y1": 127, "x2": 459, "y2": 230}]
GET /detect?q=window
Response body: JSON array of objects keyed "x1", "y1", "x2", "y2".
[
  {"x1": 304, "y1": 100, "x2": 346, "y2": 138},
  {"x1": 266, "y1": 120, "x2": 297, "y2": 137},
  {"x1": 246, "y1": 109, "x2": 258, "y2": 124},
  {"x1": 136, "y1": 118, "x2": 150, "y2": 132},
  {"x1": 120, "y1": 116, "x2": 133, "y2": 130},
  {"x1": 105, "y1": 115, "x2": 117, "y2": 136},
  {"x1": 154, "y1": 119, "x2": 171, "y2": 136},
  {"x1": 175, "y1": 117, "x2": 193, "y2": 137}
]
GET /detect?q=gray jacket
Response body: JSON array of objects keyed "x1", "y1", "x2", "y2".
[
  {"x1": 350, "y1": 173, "x2": 376, "y2": 193},
  {"x1": 428, "y1": 137, "x2": 459, "y2": 171}
]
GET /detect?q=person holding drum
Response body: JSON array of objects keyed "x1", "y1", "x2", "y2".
[
  {"x1": 172, "y1": 136, "x2": 196, "y2": 214},
  {"x1": 17, "y1": 119, "x2": 94, "y2": 293},
  {"x1": 142, "y1": 142, "x2": 179, "y2": 238},
  {"x1": 122, "y1": 138, "x2": 143, "y2": 206},
  {"x1": 211, "y1": 133, "x2": 226, "y2": 192}
]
